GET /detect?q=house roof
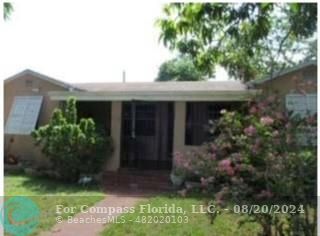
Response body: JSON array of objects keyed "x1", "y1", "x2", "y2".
[
  {"x1": 72, "y1": 81, "x2": 248, "y2": 92},
  {"x1": 4, "y1": 69, "x2": 259, "y2": 101},
  {"x1": 49, "y1": 81, "x2": 257, "y2": 102},
  {"x1": 4, "y1": 69, "x2": 77, "y2": 90},
  {"x1": 250, "y1": 60, "x2": 317, "y2": 86}
]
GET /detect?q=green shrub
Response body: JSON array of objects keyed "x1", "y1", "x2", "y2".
[
  {"x1": 174, "y1": 95, "x2": 317, "y2": 235},
  {"x1": 32, "y1": 97, "x2": 113, "y2": 182}
]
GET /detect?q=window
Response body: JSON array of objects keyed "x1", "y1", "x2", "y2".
[
  {"x1": 286, "y1": 94, "x2": 317, "y2": 146},
  {"x1": 5, "y1": 96, "x2": 43, "y2": 135},
  {"x1": 286, "y1": 94, "x2": 317, "y2": 117},
  {"x1": 76, "y1": 101, "x2": 111, "y2": 136},
  {"x1": 135, "y1": 104, "x2": 156, "y2": 136},
  {"x1": 185, "y1": 102, "x2": 239, "y2": 146},
  {"x1": 122, "y1": 103, "x2": 156, "y2": 137}
]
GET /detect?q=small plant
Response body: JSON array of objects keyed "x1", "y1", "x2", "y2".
[
  {"x1": 32, "y1": 97, "x2": 113, "y2": 182},
  {"x1": 170, "y1": 152, "x2": 187, "y2": 187}
]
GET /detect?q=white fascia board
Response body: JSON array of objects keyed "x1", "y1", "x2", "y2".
[{"x1": 48, "y1": 90, "x2": 259, "y2": 101}]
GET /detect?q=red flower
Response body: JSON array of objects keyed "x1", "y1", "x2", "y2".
[
  {"x1": 244, "y1": 125, "x2": 257, "y2": 136},
  {"x1": 260, "y1": 116, "x2": 274, "y2": 126},
  {"x1": 218, "y1": 159, "x2": 235, "y2": 176},
  {"x1": 249, "y1": 106, "x2": 258, "y2": 114},
  {"x1": 211, "y1": 144, "x2": 217, "y2": 152}
]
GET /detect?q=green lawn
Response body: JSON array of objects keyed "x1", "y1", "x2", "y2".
[
  {"x1": 101, "y1": 195, "x2": 261, "y2": 236},
  {"x1": 4, "y1": 174, "x2": 262, "y2": 236},
  {"x1": 4, "y1": 173, "x2": 105, "y2": 235}
]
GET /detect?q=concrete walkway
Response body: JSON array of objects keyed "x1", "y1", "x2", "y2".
[{"x1": 40, "y1": 190, "x2": 150, "y2": 236}]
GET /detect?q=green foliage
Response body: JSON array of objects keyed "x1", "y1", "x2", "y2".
[
  {"x1": 157, "y1": 3, "x2": 317, "y2": 81},
  {"x1": 217, "y1": 99, "x2": 316, "y2": 235},
  {"x1": 301, "y1": 39, "x2": 317, "y2": 63},
  {"x1": 174, "y1": 94, "x2": 317, "y2": 235},
  {"x1": 65, "y1": 98, "x2": 77, "y2": 124},
  {"x1": 156, "y1": 56, "x2": 206, "y2": 81},
  {"x1": 3, "y1": 2, "x2": 13, "y2": 20},
  {"x1": 32, "y1": 97, "x2": 113, "y2": 182}
]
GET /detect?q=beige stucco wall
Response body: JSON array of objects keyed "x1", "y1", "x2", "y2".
[
  {"x1": 4, "y1": 74, "x2": 67, "y2": 165},
  {"x1": 256, "y1": 65, "x2": 317, "y2": 104},
  {"x1": 105, "y1": 101, "x2": 122, "y2": 171},
  {"x1": 172, "y1": 101, "x2": 199, "y2": 154},
  {"x1": 173, "y1": 102, "x2": 186, "y2": 153}
]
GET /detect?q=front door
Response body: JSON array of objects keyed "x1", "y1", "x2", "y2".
[{"x1": 120, "y1": 102, "x2": 173, "y2": 170}]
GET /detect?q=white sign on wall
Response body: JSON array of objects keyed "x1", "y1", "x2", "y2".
[{"x1": 5, "y1": 96, "x2": 43, "y2": 135}]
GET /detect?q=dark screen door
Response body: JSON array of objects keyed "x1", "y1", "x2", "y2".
[{"x1": 121, "y1": 102, "x2": 173, "y2": 170}]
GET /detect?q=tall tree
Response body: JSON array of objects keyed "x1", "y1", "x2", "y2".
[
  {"x1": 301, "y1": 39, "x2": 317, "y2": 63},
  {"x1": 3, "y1": 2, "x2": 13, "y2": 20},
  {"x1": 157, "y1": 3, "x2": 317, "y2": 81},
  {"x1": 156, "y1": 56, "x2": 205, "y2": 81}
]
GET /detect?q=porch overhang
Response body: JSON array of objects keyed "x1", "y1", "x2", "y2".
[{"x1": 48, "y1": 90, "x2": 260, "y2": 101}]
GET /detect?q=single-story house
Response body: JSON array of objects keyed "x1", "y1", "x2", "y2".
[
  {"x1": 4, "y1": 61, "x2": 317, "y2": 173},
  {"x1": 4, "y1": 69, "x2": 257, "y2": 172}
]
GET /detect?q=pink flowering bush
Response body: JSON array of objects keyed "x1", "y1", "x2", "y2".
[
  {"x1": 174, "y1": 94, "x2": 317, "y2": 236},
  {"x1": 173, "y1": 145, "x2": 217, "y2": 181}
]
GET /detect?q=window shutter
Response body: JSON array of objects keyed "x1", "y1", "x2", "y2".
[{"x1": 5, "y1": 96, "x2": 43, "y2": 135}]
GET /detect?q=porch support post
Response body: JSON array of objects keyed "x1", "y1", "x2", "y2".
[
  {"x1": 131, "y1": 101, "x2": 136, "y2": 139},
  {"x1": 173, "y1": 101, "x2": 186, "y2": 154},
  {"x1": 105, "y1": 101, "x2": 122, "y2": 171}
]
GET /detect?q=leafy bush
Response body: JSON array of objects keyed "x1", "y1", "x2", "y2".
[
  {"x1": 173, "y1": 145, "x2": 217, "y2": 181},
  {"x1": 174, "y1": 95, "x2": 317, "y2": 235},
  {"x1": 32, "y1": 97, "x2": 113, "y2": 182}
]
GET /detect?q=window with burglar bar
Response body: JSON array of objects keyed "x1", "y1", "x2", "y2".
[{"x1": 185, "y1": 102, "x2": 240, "y2": 146}]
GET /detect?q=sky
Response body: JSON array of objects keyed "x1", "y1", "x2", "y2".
[{"x1": 1, "y1": 0, "x2": 230, "y2": 83}]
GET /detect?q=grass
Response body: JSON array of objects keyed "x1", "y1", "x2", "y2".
[
  {"x1": 4, "y1": 174, "x2": 262, "y2": 236},
  {"x1": 4, "y1": 173, "x2": 105, "y2": 235},
  {"x1": 101, "y1": 195, "x2": 261, "y2": 236}
]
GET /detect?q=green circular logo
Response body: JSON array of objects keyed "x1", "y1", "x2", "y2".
[{"x1": 1, "y1": 196, "x2": 40, "y2": 236}]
